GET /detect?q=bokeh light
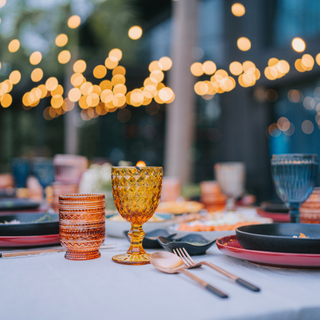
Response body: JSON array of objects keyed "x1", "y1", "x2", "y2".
[
  {"x1": 292, "y1": 37, "x2": 305, "y2": 52},
  {"x1": 128, "y1": 26, "x2": 143, "y2": 40},
  {"x1": 237, "y1": 37, "x2": 251, "y2": 51},
  {"x1": 105, "y1": 57, "x2": 118, "y2": 69},
  {"x1": 301, "y1": 120, "x2": 314, "y2": 134},
  {"x1": 55, "y1": 34, "x2": 68, "y2": 47},
  {"x1": 68, "y1": 15, "x2": 81, "y2": 29},
  {"x1": 58, "y1": 50, "x2": 71, "y2": 64},
  {"x1": 9, "y1": 70, "x2": 21, "y2": 85},
  {"x1": 68, "y1": 88, "x2": 81, "y2": 102},
  {"x1": 0, "y1": 0, "x2": 6, "y2": 8},
  {"x1": 288, "y1": 89, "x2": 303, "y2": 103},
  {"x1": 159, "y1": 57, "x2": 172, "y2": 71},
  {"x1": 45, "y1": 77, "x2": 58, "y2": 91},
  {"x1": 109, "y1": 49, "x2": 122, "y2": 62},
  {"x1": 93, "y1": 65, "x2": 107, "y2": 79},
  {"x1": 190, "y1": 62, "x2": 204, "y2": 76},
  {"x1": 8, "y1": 39, "x2": 20, "y2": 53},
  {"x1": 229, "y1": 61, "x2": 243, "y2": 75},
  {"x1": 303, "y1": 96, "x2": 315, "y2": 110},
  {"x1": 1, "y1": 94, "x2": 12, "y2": 108},
  {"x1": 202, "y1": 61, "x2": 216, "y2": 75},
  {"x1": 29, "y1": 51, "x2": 42, "y2": 65},
  {"x1": 231, "y1": 3, "x2": 245, "y2": 17}
]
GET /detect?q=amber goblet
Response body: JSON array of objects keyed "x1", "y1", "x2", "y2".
[{"x1": 111, "y1": 166, "x2": 163, "y2": 265}]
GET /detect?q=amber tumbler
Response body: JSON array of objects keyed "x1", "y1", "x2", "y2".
[
  {"x1": 59, "y1": 194, "x2": 105, "y2": 261},
  {"x1": 111, "y1": 166, "x2": 163, "y2": 265}
]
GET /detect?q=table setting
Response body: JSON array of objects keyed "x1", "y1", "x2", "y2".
[{"x1": 0, "y1": 155, "x2": 320, "y2": 320}]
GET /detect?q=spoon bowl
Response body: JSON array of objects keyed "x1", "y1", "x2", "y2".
[
  {"x1": 150, "y1": 251, "x2": 185, "y2": 273},
  {"x1": 150, "y1": 251, "x2": 228, "y2": 298}
]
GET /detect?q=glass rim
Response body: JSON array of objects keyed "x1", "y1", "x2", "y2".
[
  {"x1": 111, "y1": 166, "x2": 163, "y2": 169},
  {"x1": 59, "y1": 193, "x2": 105, "y2": 201},
  {"x1": 272, "y1": 153, "x2": 318, "y2": 158}
]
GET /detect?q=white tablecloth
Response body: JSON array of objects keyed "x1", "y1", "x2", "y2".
[{"x1": 1, "y1": 237, "x2": 320, "y2": 320}]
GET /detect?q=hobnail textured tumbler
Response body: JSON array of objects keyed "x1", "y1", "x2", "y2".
[
  {"x1": 271, "y1": 154, "x2": 318, "y2": 223},
  {"x1": 59, "y1": 194, "x2": 105, "y2": 260},
  {"x1": 111, "y1": 166, "x2": 163, "y2": 265}
]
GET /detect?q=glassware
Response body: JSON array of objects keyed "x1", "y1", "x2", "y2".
[
  {"x1": 59, "y1": 194, "x2": 105, "y2": 260},
  {"x1": 214, "y1": 162, "x2": 245, "y2": 211},
  {"x1": 11, "y1": 158, "x2": 30, "y2": 188},
  {"x1": 111, "y1": 166, "x2": 163, "y2": 265},
  {"x1": 271, "y1": 154, "x2": 318, "y2": 223},
  {"x1": 33, "y1": 158, "x2": 55, "y2": 190}
]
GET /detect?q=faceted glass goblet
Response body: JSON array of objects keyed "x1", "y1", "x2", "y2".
[
  {"x1": 214, "y1": 162, "x2": 245, "y2": 211},
  {"x1": 271, "y1": 154, "x2": 318, "y2": 223},
  {"x1": 111, "y1": 166, "x2": 163, "y2": 265}
]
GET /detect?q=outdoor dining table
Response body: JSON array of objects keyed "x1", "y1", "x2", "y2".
[{"x1": 0, "y1": 236, "x2": 319, "y2": 320}]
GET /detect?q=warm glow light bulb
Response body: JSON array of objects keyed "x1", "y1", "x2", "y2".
[
  {"x1": 68, "y1": 15, "x2": 81, "y2": 29},
  {"x1": 237, "y1": 37, "x2": 251, "y2": 51},
  {"x1": 231, "y1": 3, "x2": 245, "y2": 17},
  {"x1": 292, "y1": 37, "x2": 305, "y2": 52},
  {"x1": 128, "y1": 26, "x2": 143, "y2": 40}
]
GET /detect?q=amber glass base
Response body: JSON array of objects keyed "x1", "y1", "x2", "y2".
[
  {"x1": 65, "y1": 250, "x2": 101, "y2": 261},
  {"x1": 112, "y1": 253, "x2": 151, "y2": 265}
]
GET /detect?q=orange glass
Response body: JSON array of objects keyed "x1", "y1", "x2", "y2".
[
  {"x1": 59, "y1": 194, "x2": 105, "y2": 260},
  {"x1": 111, "y1": 166, "x2": 163, "y2": 265}
]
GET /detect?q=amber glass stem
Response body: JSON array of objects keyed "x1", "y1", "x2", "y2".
[{"x1": 127, "y1": 224, "x2": 146, "y2": 255}]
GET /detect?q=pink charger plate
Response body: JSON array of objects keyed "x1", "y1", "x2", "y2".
[
  {"x1": 216, "y1": 235, "x2": 320, "y2": 268},
  {"x1": 0, "y1": 234, "x2": 60, "y2": 247},
  {"x1": 256, "y1": 208, "x2": 290, "y2": 223}
]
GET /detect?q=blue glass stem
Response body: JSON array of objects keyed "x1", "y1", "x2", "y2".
[{"x1": 289, "y1": 203, "x2": 300, "y2": 223}]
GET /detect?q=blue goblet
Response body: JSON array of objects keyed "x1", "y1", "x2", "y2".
[{"x1": 271, "y1": 154, "x2": 318, "y2": 223}]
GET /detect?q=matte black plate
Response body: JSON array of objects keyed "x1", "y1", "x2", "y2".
[
  {"x1": 0, "y1": 198, "x2": 40, "y2": 211},
  {"x1": 236, "y1": 223, "x2": 320, "y2": 254},
  {"x1": 124, "y1": 229, "x2": 176, "y2": 249},
  {"x1": 0, "y1": 213, "x2": 59, "y2": 236},
  {"x1": 260, "y1": 201, "x2": 289, "y2": 214},
  {"x1": 157, "y1": 233, "x2": 216, "y2": 256}
]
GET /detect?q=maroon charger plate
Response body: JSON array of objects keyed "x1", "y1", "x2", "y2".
[
  {"x1": 0, "y1": 234, "x2": 60, "y2": 247},
  {"x1": 216, "y1": 235, "x2": 320, "y2": 268},
  {"x1": 256, "y1": 208, "x2": 290, "y2": 222}
]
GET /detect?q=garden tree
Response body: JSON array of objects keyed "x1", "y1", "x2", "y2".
[{"x1": 0, "y1": 0, "x2": 140, "y2": 165}]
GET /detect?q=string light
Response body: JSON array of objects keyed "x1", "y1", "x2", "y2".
[
  {"x1": 58, "y1": 50, "x2": 71, "y2": 64},
  {"x1": 237, "y1": 37, "x2": 251, "y2": 51},
  {"x1": 128, "y1": 26, "x2": 143, "y2": 40},
  {"x1": 68, "y1": 15, "x2": 81, "y2": 29},
  {"x1": 292, "y1": 37, "x2": 305, "y2": 52},
  {"x1": 231, "y1": 3, "x2": 245, "y2": 17},
  {"x1": 55, "y1": 34, "x2": 68, "y2": 47},
  {"x1": 29, "y1": 51, "x2": 42, "y2": 65},
  {"x1": 8, "y1": 39, "x2": 20, "y2": 53}
]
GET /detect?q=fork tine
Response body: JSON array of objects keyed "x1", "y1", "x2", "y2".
[
  {"x1": 174, "y1": 248, "x2": 190, "y2": 267},
  {"x1": 182, "y1": 247, "x2": 196, "y2": 264},
  {"x1": 178, "y1": 248, "x2": 194, "y2": 266}
]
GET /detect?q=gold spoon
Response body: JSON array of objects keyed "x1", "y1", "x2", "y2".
[{"x1": 150, "y1": 251, "x2": 228, "y2": 298}]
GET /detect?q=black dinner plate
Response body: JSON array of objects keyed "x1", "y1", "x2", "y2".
[
  {"x1": 157, "y1": 233, "x2": 216, "y2": 256},
  {"x1": 0, "y1": 212, "x2": 59, "y2": 236},
  {"x1": 236, "y1": 223, "x2": 320, "y2": 254},
  {"x1": 124, "y1": 229, "x2": 176, "y2": 249},
  {"x1": 0, "y1": 198, "x2": 40, "y2": 211}
]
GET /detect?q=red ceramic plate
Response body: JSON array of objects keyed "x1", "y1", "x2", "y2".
[
  {"x1": 0, "y1": 234, "x2": 60, "y2": 247},
  {"x1": 256, "y1": 208, "x2": 290, "y2": 222},
  {"x1": 216, "y1": 235, "x2": 320, "y2": 268}
]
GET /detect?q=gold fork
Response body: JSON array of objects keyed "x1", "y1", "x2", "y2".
[{"x1": 173, "y1": 247, "x2": 260, "y2": 292}]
